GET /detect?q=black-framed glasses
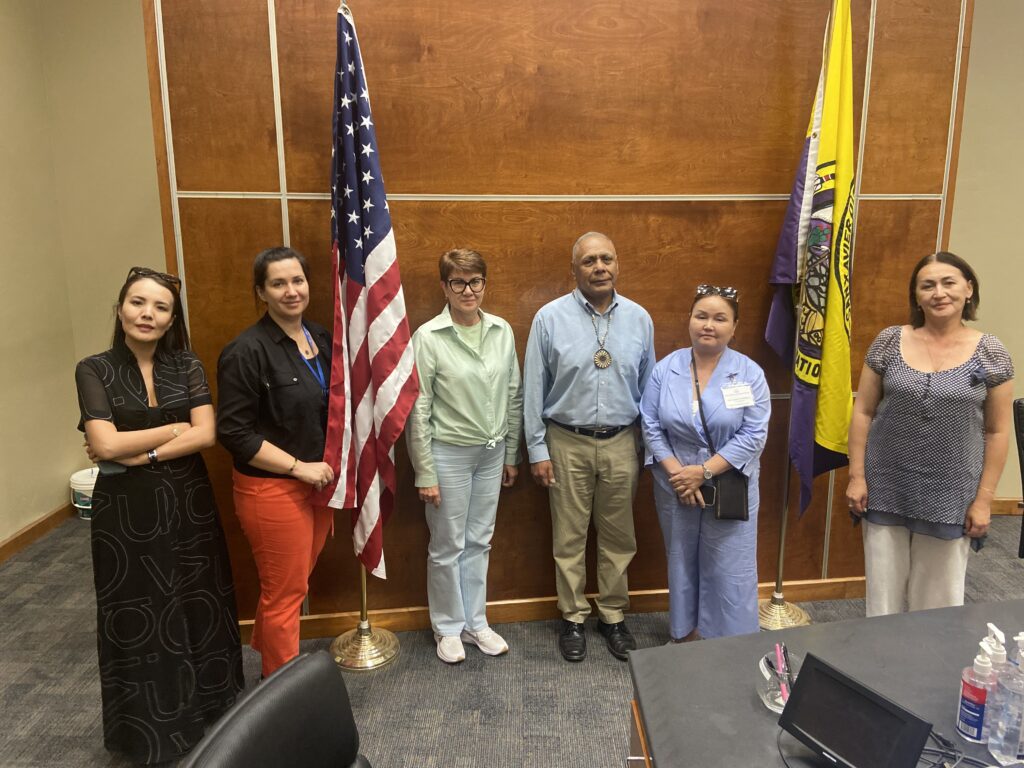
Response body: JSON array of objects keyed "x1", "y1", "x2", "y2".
[
  {"x1": 695, "y1": 283, "x2": 738, "y2": 300},
  {"x1": 447, "y1": 277, "x2": 486, "y2": 294},
  {"x1": 128, "y1": 266, "x2": 182, "y2": 287}
]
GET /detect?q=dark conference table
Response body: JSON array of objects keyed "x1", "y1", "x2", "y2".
[{"x1": 629, "y1": 600, "x2": 1024, "y2": 766}]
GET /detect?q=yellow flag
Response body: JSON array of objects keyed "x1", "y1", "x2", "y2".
[{"x1": 765, "y1": 0, "x2": 855, "y2": 512}]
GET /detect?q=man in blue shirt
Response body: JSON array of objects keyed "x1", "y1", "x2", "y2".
[{"x1": 523, "y1": 232, "x2": 656, "y2": 662}]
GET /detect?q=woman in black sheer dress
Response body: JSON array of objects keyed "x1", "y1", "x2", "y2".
[{"x1": 75, "y1": 267, "x2": 242, "y2": 764}]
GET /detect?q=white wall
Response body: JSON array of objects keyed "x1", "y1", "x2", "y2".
[
  {"x1": 0, "y1": 0, "x2": 164, "y2": 543},
  {"x1": 0, "y1": 1, "x2": 82, "y2": 540},
  {"x1": 42, "y1": 0, "x2": 167, "y2": 362},
  {"x1": 948, "y1": 0, "x2": 1024, "y2": 500}
]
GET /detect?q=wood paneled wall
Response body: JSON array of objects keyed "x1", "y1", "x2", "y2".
[{"x1": 144, "y1": 0, "x2": 972, "y2": 627}]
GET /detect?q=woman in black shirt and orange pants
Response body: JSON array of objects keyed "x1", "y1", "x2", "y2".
[{"x1": 217, "y1": 247, "x2": 335, "y2": 678}]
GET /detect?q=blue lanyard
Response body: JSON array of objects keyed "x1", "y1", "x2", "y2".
[{"x1": 297, "y1": 325, "x2": 327, "y2": 395}]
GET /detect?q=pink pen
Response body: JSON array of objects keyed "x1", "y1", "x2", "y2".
[{"x1": 775, "y1": 643, "x2": 790, "y2": 703}]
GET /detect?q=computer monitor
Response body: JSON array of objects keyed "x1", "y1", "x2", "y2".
[{"x1": 777, "y1": 652, "x2": 932, "y2": 768}]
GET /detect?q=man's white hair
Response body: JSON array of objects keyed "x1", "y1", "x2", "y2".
[{"x1": 571, "y1": 231, "x2": 613, "y2": 263}]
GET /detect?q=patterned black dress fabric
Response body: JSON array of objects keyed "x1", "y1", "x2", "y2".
[{"x1": 75, "y1": 340, "x2": 243, "y2": 764}]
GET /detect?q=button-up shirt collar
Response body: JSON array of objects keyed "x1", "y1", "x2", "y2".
[{"x1": 522, "y1": 290, "x2": 655, "y2": 463}]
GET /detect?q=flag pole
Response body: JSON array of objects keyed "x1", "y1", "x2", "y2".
[
  {"x1": 326, "y1": 0, "x2": 415, "y2": 670},
  {"x1": 759, "y1": 295, "x2": 812, "y2": 631},
  {"x1": 331, "y1": 564, "x2": 400, "y2": 670},
  {"x1": 758, "y1": 0, "x2": 848, "y2": 632},
  {"x1": 758, "y1": 458, "x2": 811, "y2": 630}
]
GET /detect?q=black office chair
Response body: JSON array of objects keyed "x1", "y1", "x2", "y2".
[
  {"x1": 183, "y1": 651, "x2": 371, "y2": 768},
  {"x1": 1015, "y1": 399, "x2": 1024, "y2": 558}
]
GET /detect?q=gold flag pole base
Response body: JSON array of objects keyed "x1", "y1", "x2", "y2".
[
  {"x1": 330, "y1": 563, "x2": 400, "y2": 671},
  {"x1": 330, "y1": 620, "x2": 400, "y2": 671},
  {"x1": 758, "y1": 591, "x2": 811, "y2": 631}
]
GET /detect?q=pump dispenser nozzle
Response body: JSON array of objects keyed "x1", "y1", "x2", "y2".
[
  {"x1": 1014, "y1": 632, "x2": 1024, "y2": 666},
  {"x1": 976, "y1": 640, "x2": 994, "y2": 675},
  {"x1": 987, "y1": 623, "x2": 1008, "y2": 664}
]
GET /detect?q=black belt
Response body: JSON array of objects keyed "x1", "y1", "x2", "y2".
[{"x1": 550, "y1": 420, "x2": 632, "y2": 440}]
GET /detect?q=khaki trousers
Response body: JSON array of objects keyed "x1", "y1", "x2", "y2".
[
  {"x1": 547, "y1": 424, "x2": 640, "y2": 623},
  {"x1": 862, "y1": 519, "x2": 971, "y2": 617}
]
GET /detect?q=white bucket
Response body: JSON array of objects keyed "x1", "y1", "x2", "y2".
[{"x1": 70, "y1": 467, "x2": 98, "y2": 520}]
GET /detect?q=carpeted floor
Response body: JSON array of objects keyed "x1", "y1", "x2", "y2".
[{"x1": 1, "y1": 515, "x2": 1023, "y2": 767}]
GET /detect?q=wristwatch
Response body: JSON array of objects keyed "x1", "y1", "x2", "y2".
[
  {"x1": 148, "y1": 449, "x2": 159, "y2": 466},
  {"x1": 701, "y1": 464, "x2": 713, "y2": 481}
]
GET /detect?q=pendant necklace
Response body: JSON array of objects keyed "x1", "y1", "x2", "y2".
[
  {"x1": 590, "y1": 310, "x2": 613, "y2": 369},
  {"x1": 921, "y1": 327, "x2": 961, "y2": 373}
]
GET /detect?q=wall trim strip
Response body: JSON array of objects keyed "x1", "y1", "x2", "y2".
[
  {"x1": 849, "y1": 0, "x2": 879, "y2": 271},
  {"x1": 238, "y1": 577, "x2": 869, "y2": 640},
  {"x1": 0, "y1": 504, "x2": 76, "y2": 567},
  {"x1": 174, "y1": 191, "x2": 946, "y2": 203},
  {"x1": 152, "y1": 0, "x2": 189, "y2": 320},
  {"x1": 937, "y1": 0, "x2": 971, "y2": 251},
  {"x1": 266, "y1": 0, "x2": 291, "y2": 246}
]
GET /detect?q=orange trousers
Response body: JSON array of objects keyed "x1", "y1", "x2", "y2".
[{"x1": 232, "y1": 470, "x2": 334, "y2": 677}]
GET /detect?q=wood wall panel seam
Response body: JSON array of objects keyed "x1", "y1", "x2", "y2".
[
  {"x1": 939, "y1": 0, "x2": 975, "y2": 249},
  {"x1": 936, "y1": 0, "x2": 973, "y2": 251},
  {"x1": 141, "y1": 0, "x2": 177, "y2": 274},
  {"x1": 159, "y1": 0, "x2": 280, "y2": 192},
  {"x1": 265, "y1": 0, "x2": 292, "y2": 248},
  {"x1": 859, "y1": 0, "x2": 964, "y2": 194}
]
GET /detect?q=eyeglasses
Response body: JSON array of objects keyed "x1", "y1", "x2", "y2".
[
  {"x1": 446, "y1": 277, "x2": 486, "y2": 294},
  {"x1": 695, "y1": 283, "x2": 738, "y2": 300},
  {"x1": 128, "y1": 266, "x2": 182, "y2": 287}
]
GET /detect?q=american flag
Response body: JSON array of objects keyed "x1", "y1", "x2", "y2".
[{"x1": 314, "y1": 4, "x2": 418, "y2": 578}]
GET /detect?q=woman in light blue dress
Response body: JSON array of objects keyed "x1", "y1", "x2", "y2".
[{"x1": 640, "y1": 285, "x2": 770, "y2": 641}]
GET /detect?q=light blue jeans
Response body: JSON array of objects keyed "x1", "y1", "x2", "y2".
[{"x1": 426, "y1": 440, "x2": 504, "y2": 636}]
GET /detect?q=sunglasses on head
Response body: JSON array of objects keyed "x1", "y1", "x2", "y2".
[
  {"x1": 695, "y1": 283, "x2": 738, "y2": 300},
  {"x1": 127, "y1": 266, "x2": 182, "y2": 287}
]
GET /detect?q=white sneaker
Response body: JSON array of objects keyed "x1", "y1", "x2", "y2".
[
  {"x1": 461, "y1": 627, "x2": 509, "y2": 656},
  {"x1": 435, "y1": 634, "x2": 466, "y2": 664}
]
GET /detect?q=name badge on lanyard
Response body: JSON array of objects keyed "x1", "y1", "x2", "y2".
[{"x1": 722, "y1": 383, "x2": 755, "y2": 409}]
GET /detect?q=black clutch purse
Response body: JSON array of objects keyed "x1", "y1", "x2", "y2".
[
  {"x1": 709, "y1": 467, "x2": 749, "y2": 521},
  {"x1": 693, "y1": 358, "x2": 749, "y2": 521}
]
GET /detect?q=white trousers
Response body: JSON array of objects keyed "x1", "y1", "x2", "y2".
[
  {"x1": 862, "y1": 520, "x2": 971, "y2": 617},
  {"x1": 425, "y1": 440, "x2": 504, "y2": 636}
]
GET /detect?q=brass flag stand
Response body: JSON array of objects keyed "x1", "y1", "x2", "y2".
[
  {"x1": 758, "y1": 461, "x2": 811, "y2": 630},
  {"x1": 331, "y1": 565, "x2": 400, "y2": 671}
]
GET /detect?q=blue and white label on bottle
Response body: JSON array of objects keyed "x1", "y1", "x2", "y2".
[{"x1": 957, "y1": 680, "x2": 987, "y2": 741}]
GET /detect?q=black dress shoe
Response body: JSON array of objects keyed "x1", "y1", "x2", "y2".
[
  {"x1": 598, "y1": 619, "x2": 636, "y2": 661},
  {"x1": 558, "y1": 619, "x2": 587, "y2": 662}
]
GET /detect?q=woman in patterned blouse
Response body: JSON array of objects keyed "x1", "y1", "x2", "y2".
[{"x1": 846, "y1": 252, "x2": 1014, "y2": 616}]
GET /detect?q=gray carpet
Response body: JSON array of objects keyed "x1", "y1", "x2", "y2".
[{"x1": 1, "y1": 516, "x2": 1023, "y2": 767}]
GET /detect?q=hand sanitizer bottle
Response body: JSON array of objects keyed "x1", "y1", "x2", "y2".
[
  {"x1": 988, "y1": 637, "x2": 1024, "y2": 766},
  {"x1": 1013, "y1": 632, "x2": 1024, "y2": 668},
  {"x1": 986, "y1": 624, "x2": 1011, "y2": 742},
  {"x1": 958, "y1": 639, "x2": 995, "y2": 743}
]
